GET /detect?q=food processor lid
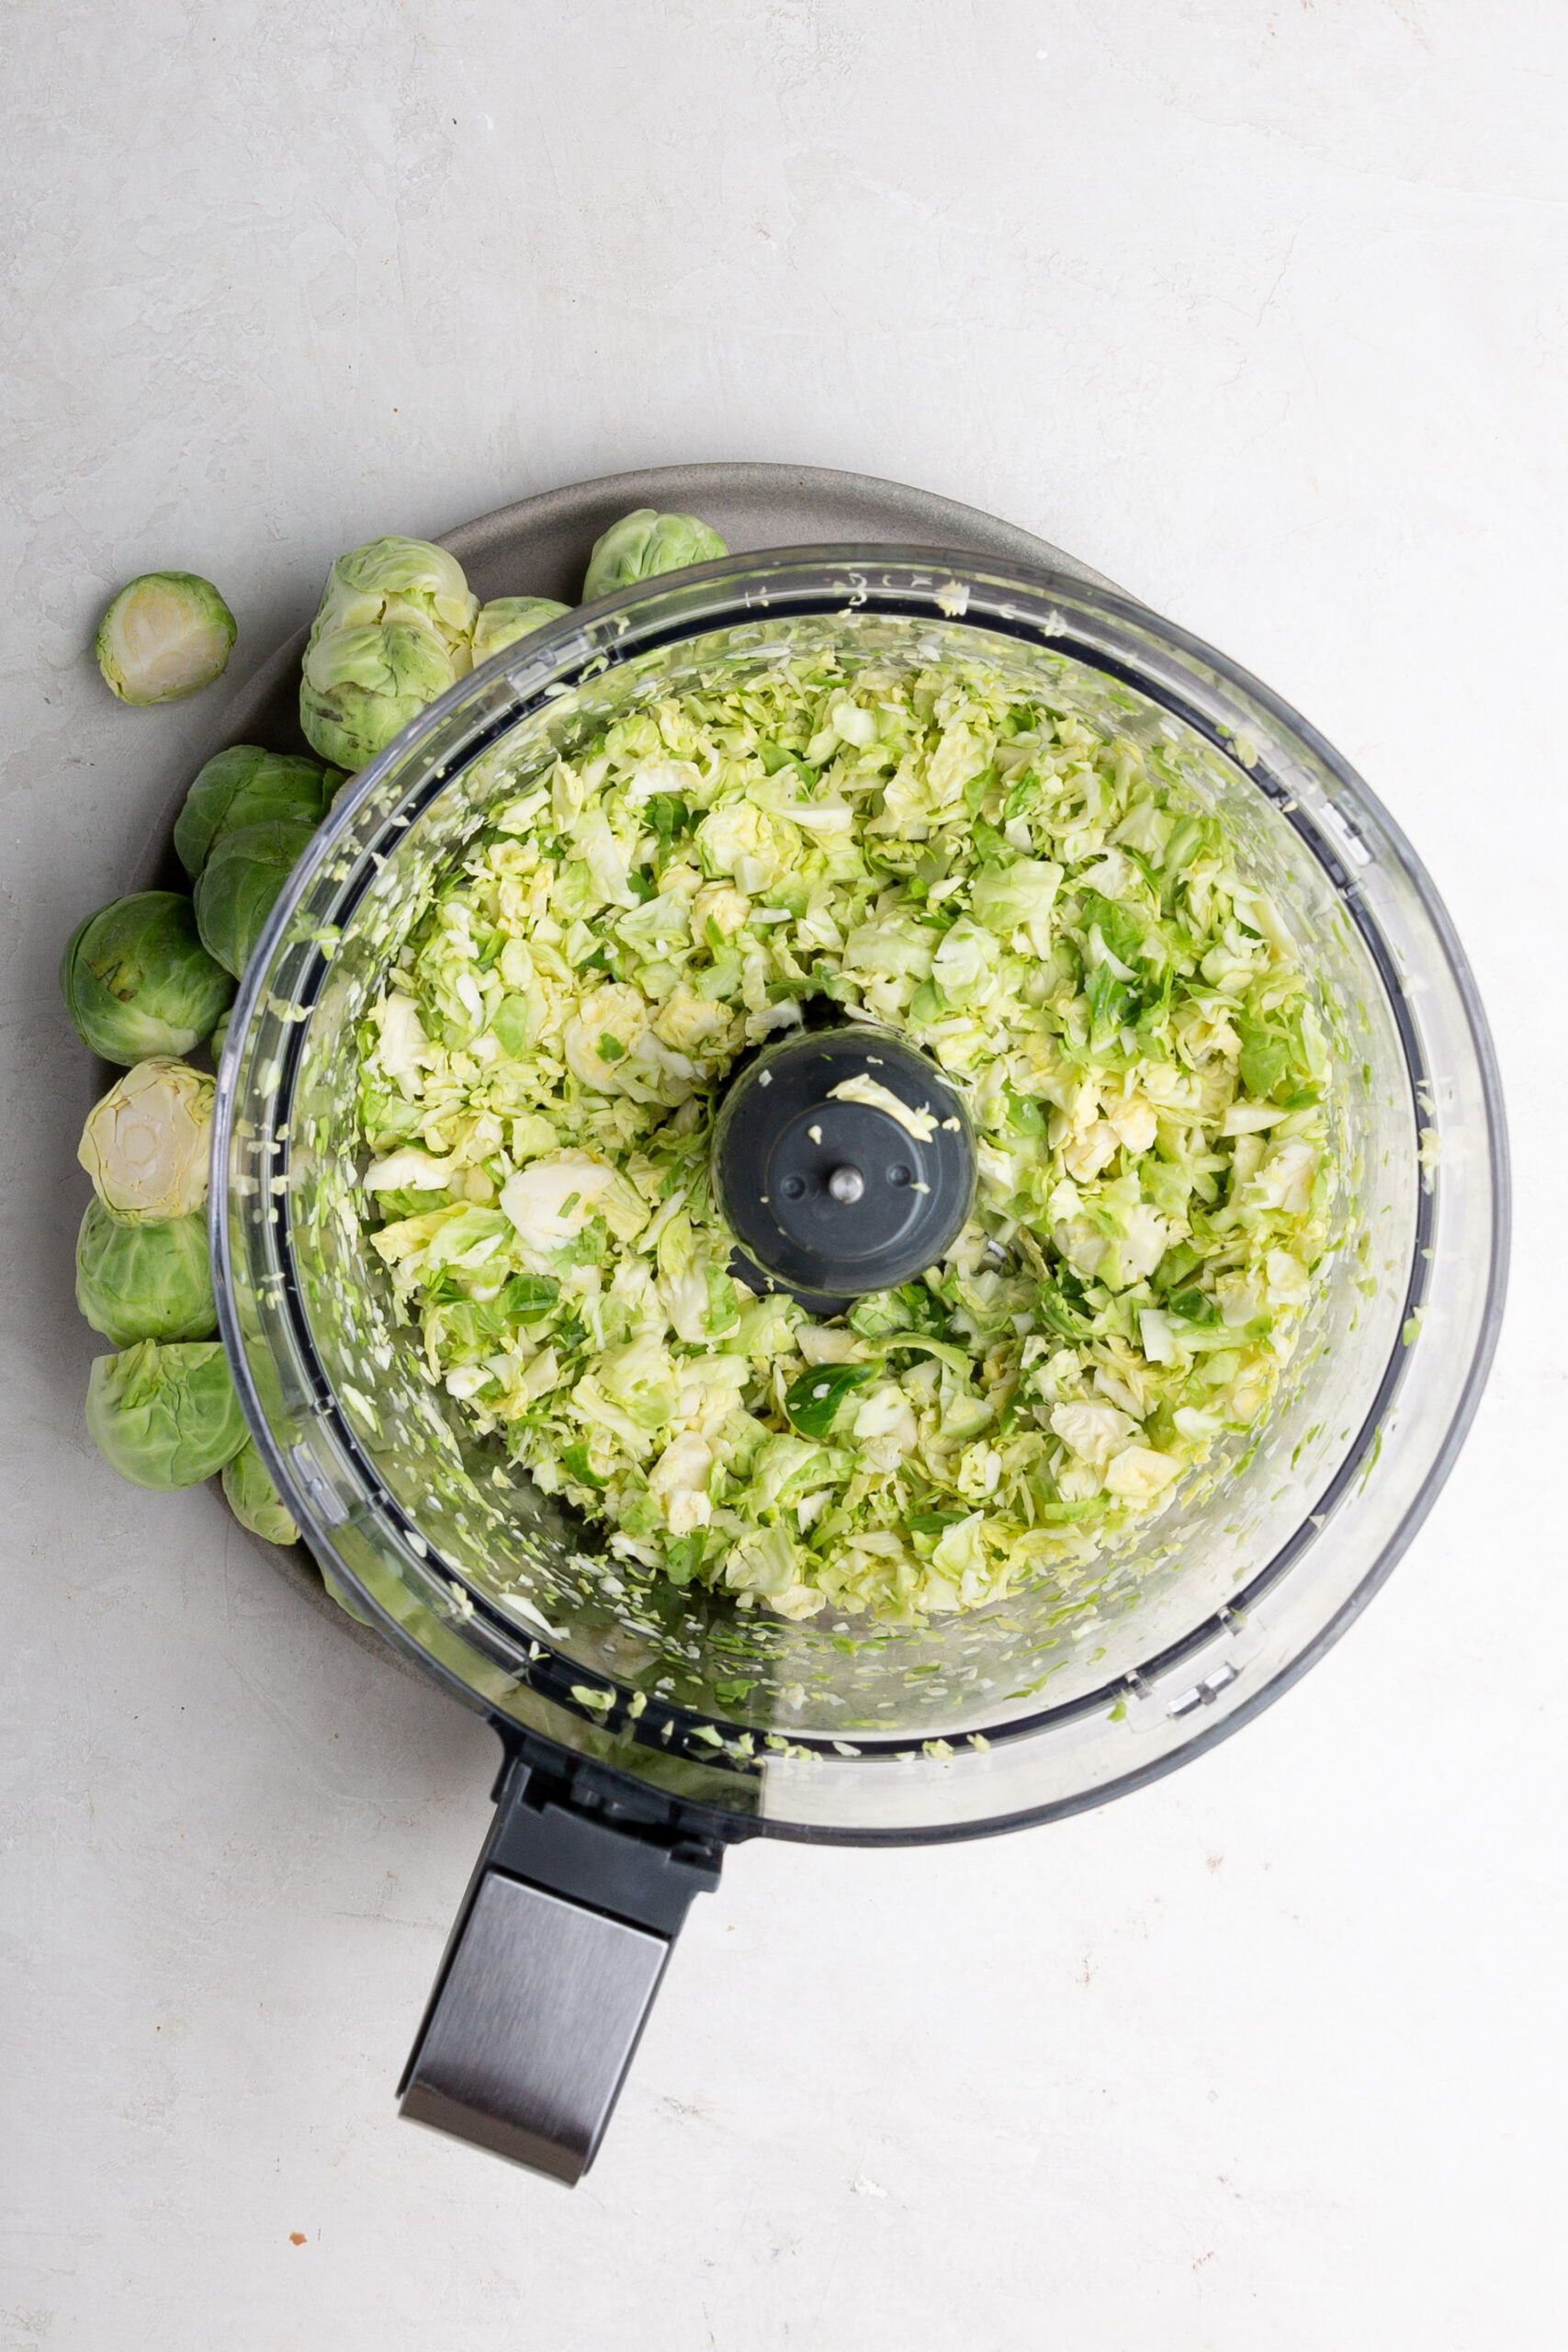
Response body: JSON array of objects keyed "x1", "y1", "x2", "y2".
[{"x1": 712, "y1": 1025, "x2": 975, "y2": 1306}]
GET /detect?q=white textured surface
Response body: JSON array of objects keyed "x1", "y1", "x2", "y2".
[{"x1": 3, "y1": 6, "x2": 1565, "y2": 2347}]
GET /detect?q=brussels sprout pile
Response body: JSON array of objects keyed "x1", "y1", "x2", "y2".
[
  {"x1": 66, "y1": 512, "x2": 730, "y2": 1558},
  {"x1": 71, "y1": 1057, "x2": 265, "y2": 1501}
]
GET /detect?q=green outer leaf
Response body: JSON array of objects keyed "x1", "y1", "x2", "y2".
[
  {"x1": 1085, "y1": 959, "x2": 1137, "y2": 1042},
  {"x1": 643, "y1": 793, "x2": 689, "y2": 841},
  {"x1": 881, "y1": 1334, "x2": 974, "y2": 1373},
  {"x1": 1035, "y1": 1280, "x2": 1093, "y2": 1340},
  {"x1": 561, "y1": 1442, "x2": 606, "y2": 1489},
  {"x1": 784, "y1": 1359, "x2": 882, "y2": 1440},
  {"x1": 895, "y1": 1283, "x2": 949, "y2": 1334},
  {"x1": 1161, "y1": 815, "x2": 1203, "y2": 874},
  {"x1": 1167, "y1": 1284, "x2": 1219, "y2": 1327},
  {"x1": 1079, "y1": 888, "x2": 1145, "y2": 969},
  {"x1": 502, "y1": 1273, "x2": 560, "y2": 1321}
]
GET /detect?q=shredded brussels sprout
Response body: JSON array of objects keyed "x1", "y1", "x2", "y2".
[{"x1": 355, "y1": 656, "x2": 1334, "y2": 1625}]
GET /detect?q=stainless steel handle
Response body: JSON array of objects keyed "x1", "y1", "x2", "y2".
[
  {"x1": 400, "y1": 1869, "x2": 670, "y2": 2182},
  {"x1": 399, "y1": 1744, "x2": 723, "y2": 2184}
]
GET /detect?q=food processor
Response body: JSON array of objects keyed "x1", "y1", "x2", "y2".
[{"x1": 212, "y1": 546, "x2": 1507, "y2": 2185}]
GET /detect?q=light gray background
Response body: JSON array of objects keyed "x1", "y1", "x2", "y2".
[{"x1": 3, "y1": 6, "x2": 1564, "y2": 2348}]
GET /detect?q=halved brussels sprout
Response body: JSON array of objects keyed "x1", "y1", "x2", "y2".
[
  {"x1": 75, "y1": 1198, "x2": 215, "y2": 1346},
  {"x1": 96, "y1": 572, "x2": 236, "y2": 706},
  {"x1": 175, "y1": 745, "x2": 342, "y2": 877},
  {"x1": 85, "y1": 1340, "x2": 246, "y2": 1488},
  {"x1": 60, "y1": 891, "x2": 233, "y2": 1064},
  {"x1": 222, "y1": 1440, "x2": 299, "y2": 1545},
  {"x1": 194, "y1": 818, "x2": 317, "y2": 979},
  {"x1": 471, "y1": 596, "x2": 571, "y2": 663},
  {"x1": 79, "y1": 1057, "x2": 214, "y2": 1222},
  {"x1": 299, "y1": 537, "x2": 478, "y2": 769},
  {"x1": 581, "y1": 510, "x2": 727, "y2": 604}
]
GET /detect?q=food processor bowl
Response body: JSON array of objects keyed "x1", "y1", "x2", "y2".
[{"x1": 213, "y1": 548, "x2": 1506, "y2": 2179}]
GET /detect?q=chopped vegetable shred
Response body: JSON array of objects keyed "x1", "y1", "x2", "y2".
[{"x1": 355, "y1": 655, "x2": 1334, "y2": 1624}]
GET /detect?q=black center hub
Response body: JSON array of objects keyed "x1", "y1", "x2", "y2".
[{"x1": 711, "y1": 1026, "x2": 976, "y2": 1307}]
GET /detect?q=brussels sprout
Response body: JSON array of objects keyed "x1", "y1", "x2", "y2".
[
  {"x1": 310, "y1": 535, "x2": 476, "y2": 650},
  {"x1": 79, "y1": 1057, "x2": 214, "y2": 1222},
  {"x1": 85, "y1": 1339, "x2": 246, "y2": 1489},
  {"x1": 175, "y1": 745, "x2": 343, "y2": 877},
  {"x1": 299, "y1": 536, "x2": 478, "y2": 769},
  {"x1": 75, "y1": 1197, "x2": 215, "y2": 1346},
  {"x1": 194, "y1": 818, "x2": 317, "y2": 979},
  {"x1": 581, "y1": 511, "x2": 727, "y2": 604},
  {"x1": 471, "y1": 596, "x2": 571, "y2": 663},
  {"x1": 209, "y1": 1004, "x2": 232, "y2": 1064},
  {"x1": 321, "y1": 1563, "x2": 373, "y2": 1623},
  {"x1": 96, "y1": 572, "x2": 236, "y2": 706},
  {"x1": 60, "y1": 891, "x2": 233, "y2": 1064},
  {"x1": 300, "y1": 620, "x2": 457, "y2": 771},
  {"x1": 221, "y1": 1439, "x2": 299, "y2": 1545}
]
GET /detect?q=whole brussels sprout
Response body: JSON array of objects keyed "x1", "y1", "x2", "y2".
[
  {"x1": 194, "y1": 817, "x2": 317, "y2": 980},
  {"x1": 96, "y1": 572, "x2": 236, "y2": 706},
  {"x1": 321, "y1": 1563, "x2": 373, "y2": 1623},
  {"x1": 175, "y1": 745, "x2": 343, "y2": 877},
  {"x1": 299, "y1": 536, "x2": 478, "y2": 770},
  {"x1": 60, "y1": 891, "x2": 233, "y2": 1064},
  {"x1": 209, "y1": 1003, "x2": 232, "y2": 1065},
  {"x1": 222, "y1": 1439, "x2": 299, "y2": 1545},
  {"x1": 80, "y1": 1057, "x2": 214, "y2": 1222},
  {"x1": 310, "y1": 535, "x2": 476, "y2": 650},
  {"x1": 301, "y1": 620, "x2": 456, "y2": 771},
  {"x1": 471, "y1": 596, "x2": 571, "y2": 663},
  {"x1": 75, "y1": 1197, "x2": 215, "y2": 1346},
  {"x1": 581, "y1": 510, "x2": 728, "y2": 604},
  {"x1": 85, "y1": 1339, "x2": 246, "y2": 1489}
]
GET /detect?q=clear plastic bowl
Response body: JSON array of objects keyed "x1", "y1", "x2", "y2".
[{"x1": 214, "y1": 548, "x2": 1507, "y2": 1845}]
